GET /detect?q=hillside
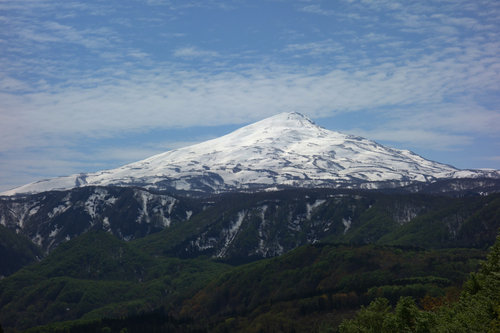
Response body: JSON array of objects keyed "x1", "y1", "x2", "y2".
[
  {"x1": 0, "y1": 224, "x2": 43, "y2": 278},
  {"x1": 8, "y1": 232, "x2": 487, "y2": 333},
  {"x1": 1, "y1": 188, "x2": 499, "y2": 260},
  {"x1": 175, "y1": 243, "x2": 486, "y2": 332},
  {"x1": 0, "y1": 186, "x2": 198, "y2": 253},
  {"x1": 132, "y1": 190, "x2": 500, "y2": 259},
  {"x1": 1, "y1": 191, "x2": 497, "y2": 332},
  {"x1": 0, "y1": 231, "x2": 230, "y2": 331},
  {"x1": 5, "y1": 190, "x2": 498, "y2": 332}
]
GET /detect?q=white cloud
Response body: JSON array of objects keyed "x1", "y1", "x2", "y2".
[
  {"x1": 1, "y1": 0, "x2": 499, "y2": 191},
  {"x1": 173, "y1": 46, "x2": 220, "y2": 58},
  {"x1": 1, "y1": 49, "x2": 498, "y2": 153},
  {"x1": 284, "y1": 40, "x2": 344, "y2": 56},
  {"x1": 89, "y1": 138, "x2": 214, "y2": 162},
  {"x1": 159, "y1": 32, "x2": 187, "y2": 38},
  {"x1": 297, "y1": 4, "x2": 335, "y2": 16},
  {"x1": 128, "y1": 50, "x2": 149, "y2": 59},
  {"x1": 343, "y1": 103, "x2": 500, "y2": 151},
  {"x1": 478, "y1": 156, "x2": 500, "y2": 162},
  {"x1": 348, "y1": 128, "x2": 473, "y2": 151},
  {"x1": 0, "y1": 75, "x2": 31, "y2": 91}
]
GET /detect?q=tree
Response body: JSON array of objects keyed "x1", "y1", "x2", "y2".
[
  {"x1": 338, "y1": 298, "x2": 391, "y2": 333},
  {"x1": 338, "y1": 297, "x2": 434, "y2": 333},
  {"x1": 339, "y1": 229, "x2": 500, "y2": 333}
]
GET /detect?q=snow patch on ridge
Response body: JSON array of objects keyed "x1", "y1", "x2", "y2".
[
  {"x1": 6, "y1": 200, "x2": 42, "y2": 229},
  {"x1": 103, "y1": 217, "x2": 110, "y2": 228},
  {"x1": 85, "y1": 188, "x2": 108, "y2": 219},
  {"x1": 29, "y1": 206, "x2": 40, "y2": 217},
  {"x1": 32, "y1": 233, "x2": 43, "y2": 247},
  {"x1": 49, "y1": 225, "x2": 61, "y2": 238},
  {"x1": 48, "y1": 202, "x2": 72, "y2": 219},
  {"x1": 342, "y1": 217, "x2": 352, "y2": 234},
  {"x1": 218, "y1": 211, "x2": 246, "y2": 257},
  {"x1": 257, "y1": 205, "x2": 268, "y2": 255},
  {"x1": 134, "y1": 189, "x2": 178, "y2": 227},
  {"x1": 306, "y1": 199, "x2": 326, "y2": 219}
]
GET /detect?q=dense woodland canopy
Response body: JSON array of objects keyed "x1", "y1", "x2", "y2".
[
  {"x1": 1, "y1": 233, "x2": 493, "y2": 333},
  {"x1": 0, "y1": 189, "x2": 499, "y2": 332},
  {"x1": 339, "y1": 230, "x2": 500, "y2": 333}
]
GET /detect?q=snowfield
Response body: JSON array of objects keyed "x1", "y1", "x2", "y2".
[{"x1": 2, "y1": 112, "x2": 499, "y2": 196}]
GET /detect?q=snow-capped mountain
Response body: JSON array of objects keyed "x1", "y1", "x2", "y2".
[{"x1": 2, "y1": 112, "x2": 499, "y2": 196}]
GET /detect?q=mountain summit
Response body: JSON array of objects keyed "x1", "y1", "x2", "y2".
[{"x1": 2, "y1": 112, "x2": 499, "y2": 196}]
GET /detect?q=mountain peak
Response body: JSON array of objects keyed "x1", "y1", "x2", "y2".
[
  {"x1": 250, "y1": 112, "x2": 320, "y2": 130},
  {"x1": 266, "y1": 111, "x2": 316, "y2": 124},
  {"x1": 223, "y1": 112, "x2": 327, "y2": 146}
]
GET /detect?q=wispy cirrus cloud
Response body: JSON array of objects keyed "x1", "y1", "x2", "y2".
[
  {"x1": 284, "y1": 39, "x2": 344, "y2": 56},
  {"x1": 296, "y1": 4, "x2": 335, "y2": 16},
  {"x1": 1, "y1": 51, "x2": 498, "y2": 151},
  {"x1": 173, "y1": 46, "x2": 219, "y2": 58}
]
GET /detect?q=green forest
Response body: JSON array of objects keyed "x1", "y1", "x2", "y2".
[
  {"x1": 0, "y1": 189, "x2": 499, "y2": 332},
  {"x1": 0, "y1": 231, "x2": 493, "y2": 332}
]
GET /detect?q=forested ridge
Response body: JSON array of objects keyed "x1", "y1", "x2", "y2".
[
  {"x1": 1, "y1": 233, "x2": 490, "y2": 332},
  {"x1": 0, "y1": 190, "x2": 499, "y2": 332}
]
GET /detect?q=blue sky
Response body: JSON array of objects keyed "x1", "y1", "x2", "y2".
[{"x1": 1, "y1": 0, "x2": 499, "y2": 192}]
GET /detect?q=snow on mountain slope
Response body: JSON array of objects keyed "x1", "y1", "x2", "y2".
[
  {"x1": 0, "y1": 186, "x2": 195, "y2": 252},
  {"x1": 2, "y1": 112, "x2": 499, "y2": 196}
]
